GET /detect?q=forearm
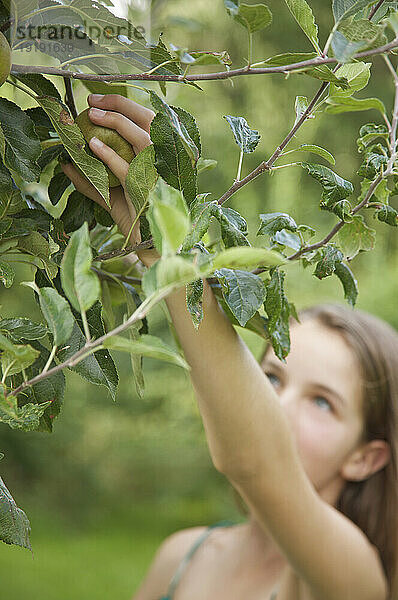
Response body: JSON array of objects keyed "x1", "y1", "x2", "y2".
[{"x1": 136, "y1": 249, "x2": 297, "y2": 482}]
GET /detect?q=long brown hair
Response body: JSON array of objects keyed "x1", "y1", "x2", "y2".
[{"x1": 234, "y1": 303, "x2": 398, "y2": 598}]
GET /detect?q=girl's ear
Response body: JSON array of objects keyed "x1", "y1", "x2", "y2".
[{"x1": 341, "y1": 440, "x2": 391, "y2": 482}]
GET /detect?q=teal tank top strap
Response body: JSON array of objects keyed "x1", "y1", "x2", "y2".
[{"x1": 159, "y1": 519, "x2": 236, "y2": 600}]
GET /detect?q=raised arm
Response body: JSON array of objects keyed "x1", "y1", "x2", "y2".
[
  {"x1": 138, "y1": 249, "x2": 297, "y2": 480},
  {"x1": 61, "y1": 94, "x2": 388, "y2": 600},
  {"x1": 134, "y1": 250, "x2": 388, "y2": 600}
]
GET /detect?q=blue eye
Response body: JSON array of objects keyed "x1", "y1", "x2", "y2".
[
  {"x1": 313, "y1": 396, "x2": 332, "y2": 411},
  {"x1": 266, "y1": 372, "x2": 280, "y2": 387}
]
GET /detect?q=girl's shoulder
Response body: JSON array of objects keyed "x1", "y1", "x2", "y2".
[{"x1": 132, "y1": 526, "x2": 209, "y2": 600}]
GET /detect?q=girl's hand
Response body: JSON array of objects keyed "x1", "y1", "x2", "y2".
[{"x1": 60, "y1": 93, "x2": 155, "y2": 247}]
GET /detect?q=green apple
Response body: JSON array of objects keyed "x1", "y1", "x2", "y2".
[
  {"x1": 0, "y1": 31, "x2": 11, "y2": 87},
  {"x1": 74, "y1": 107, "x2": 136, "y2": 187}
]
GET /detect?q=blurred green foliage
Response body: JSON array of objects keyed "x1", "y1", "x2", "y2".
[{"x1": 0, "y1": 0, "x2": 397, "y2": 597}]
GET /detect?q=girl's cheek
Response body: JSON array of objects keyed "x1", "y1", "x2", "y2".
[{"x1": 295, "y1": 413, "x2": 341, "y2": 473}]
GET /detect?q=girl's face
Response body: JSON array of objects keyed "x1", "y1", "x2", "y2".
[{"x1": 262, "y1": 318, "x2": 365, "y2": 505}]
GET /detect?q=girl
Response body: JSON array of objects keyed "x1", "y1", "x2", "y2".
[{"x1": 60, "y1": 93, "x2": 398, "y2": 600}]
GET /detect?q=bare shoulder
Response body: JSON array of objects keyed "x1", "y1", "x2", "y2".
[{"x1": 131, "y1": 526, "x2": 208, "y2": 600}]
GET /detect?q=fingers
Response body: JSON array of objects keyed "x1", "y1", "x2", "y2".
[
  {"x1": 87, "y1": 107, "x2": 151, "y2": 154},
  {"x1": 88, "y1": 135, "x2": 131, "y2": 184},
  {"x1": 87, "y1": 93, "x2": 156, "y2": 133},
  {"x1": 60, "y1": 161, "x2": 109, "y2": 210}
]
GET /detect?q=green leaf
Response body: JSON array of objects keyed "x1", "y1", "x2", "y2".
[
  {"x1": 273, "y1": 229, "x2": 302, "y2": 251},
  {"x1": 35, "y1": 285, "x2": 75, "y2": 347},
  {"x1": 223, "y1": 115, "x2": 261, "y2": 153},
  {"x1": 332, "y1": 19, "x2": 386, "y2": 63},
  {"x1": 332, "y1": 0, "x2": 377, "y2": 24},
  {"x1": 331, "y1": 199, "x2": 353, "y2": 222},
  {"x1": 61, "y1": 190, "x2": 95, "y2": 234},
  {"x1": 375, "y1": 204, "x2": 398, "y2": 226},
  {"x1": 141, "y1": 261, "x2": 159, "y2": 297},
  {"x1": 186, "y1": 279, "x2": 204, "y2": 329},
  {"x1": 197, "y1": 158, "x2": 218, "y2": 174},
  {"x1": 257, "y1": 212, "x2": 298, "y2": 236},
  {"x1": 212, "y1": 246, "x2": 285, "y2": 270},
  {"x1": 17, "y1": 231, "x2": 59, "y2": 280},
  {"x1": 357, "y1": 122, "x2": 389, "y2": 153},
  {"x1": 147, "y1": 180, "x2": 190, "y2": 254},
  {"x1": 225, "y1": 1, "x2": 273, "y2": 33},
  {"x1": 325, "y1": 95, "x2": 386, "y2": 115},
  {"x1": 60, "y1": 221, "x2": 101, "y2": 313},
  {"x1": 8, "y1": 339, "x2": 65, "y2": 433},
  {"x1": 357, "y1": 150, "x2": 387, "y2": 179},
  {"x1": 0, "y1": 384, "x2": 51, "y2": 432},
  {"x1": 215, "y1": 268, "x2": 265, "y2": 326},
  {"x1": 329, "y1": 62, "x2": 371, "y2": 99},
  {"x1": 48, "y1": 171, "x2": 72, "y2": 206},
  {"x1": 338, "y1": 214, "x2": 376, "y2": 259},
  {"x1": 103, "y1": 334, "x2": 189, "y2": 370},
  {"x1": 313, "y1": 245, "x2": 344, "y2": 279},
  {"x1": 213, "y1": 291, "x2": 269, "y2": 339},
  {"x1": 181, "y1": 197, "x2": 216, "y2": 252},
  {"x1": 264, "y1": 268, "x2": 292, "y2": 360},
  {"x1": 26, "y1": 106, "x2": 57, "y2": 141},
  {"x1": 0, "y1": 319, "x2": 47, "y2": 343},
  {"x1": 213, "y1": 205, "x2": 250, "y2": 247},
  {"x1": 119, "y1": 283, "x2": 146, "y2": 399},
  {"x1": 148, "y1": 35, "x2": 183, "y2": 77},
  {"x1": 358, "y1": 176, "x2": 390, "y2": 205},
  {"x1": 13, "y1": 0, "x2": 176, "y2": 75},
  {"x1": 294, "y1": 144, "x2": 335, "y2": 165},
  {"x1": 125, "y1": 144, "x2": 158, "y2": 215},
  {"x1": 294, "y1": 95, "x2": 309, "y2": 126},
  {"x1": 259, "y1": 52, "x2": 317, "y2": 66},
  {"x1": 0, "y1": 98, "x2": 41, "y2": 183},
  {"x1": 185, "y1": 50, "x2": 232, "y2": 66},
  {"x1": 149, "y1": 92, "x2": 200, "y2": 166},
  {"x1": 331, "y1": 30, "x2": 366, "y2": 63},
  {"x1": 303, "y1": 65, "x2": 349, "y2": 88},
  {"x1": 0, "y1": 162, "x2": 14, "y2": 219},
  {"x1": 13, "y1": 73, "x2": 62, "y2": 100},
  {"x1": 35, "y1": 96, "x2": 110, "y2": 207},
  {"x1": 150, "y1": 112, "x2": 198, "y2": 206},
  {"x1": 156, "y1": 256, "x2": 201, "y2": 289},
  {"x1": 300, "y1": 162, "x2": 353, "y2": 208},
  {"x1": 0, "y1": 473, "x2": 31, "y2": 551},
  {"x1": 55, "y1": 301, "x2": 119, "y2": 401},
  {"x1": 284, "y1": 0, "x2": 319, "y2": 51},
  {"x1": 153, "y1": 202, "x2": 191, "y2": 255},
  {"x1": 0, "y1": 333, "x2": 40, "y2": 377},
  {"x1": 334, "y1": 261, "x2": 358, "y2": 307},
  {"x1": 0, "y1": 262, "x2": 15, "y2": 288}
]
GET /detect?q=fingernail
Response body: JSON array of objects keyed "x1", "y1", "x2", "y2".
[
  {"x1": 89, "y1": 107, "x2": 105, "y2": 118},
  {"x1": 89, "y1": 94, "x2": 104, "y2": 102},
  {"x1": 89, "y1": 136, "x2": 103, "y2": 149}
]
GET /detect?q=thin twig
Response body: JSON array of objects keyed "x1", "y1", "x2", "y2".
[
  {"x1": 287, "y1": 173, "x2": 384, "y2": 261},
  {"x1": 5, "y1": 10, "x2": 396, "y2": 397},
  {"x1": 286, "y1": 74, "x2": 398, "y2": 263},
  {"x1": 9, "y1": 37, "x2": 398, "y2": 83},
  {"x1": 217, "y1": 81, "x2": 329, "y2": 205},
  {"x1": 7, "y1": 279, "x2": 185, "y2": 398},
  {"x1": 95, "y1": 238, "x2": 154, "y2": 261},
  {"x1": 368, "y1": 0, "x2": 385, "y2": 21},
  {"x1": 63, "y1": 77, "x2": 77, "y2": 119},
  {"x1": 92, "y1": 267, "x2": 142, "y2": 285}
]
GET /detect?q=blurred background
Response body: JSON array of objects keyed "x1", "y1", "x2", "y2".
[{"x1": 1, "y1": 0, "x2": 398, "y2": 598}]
